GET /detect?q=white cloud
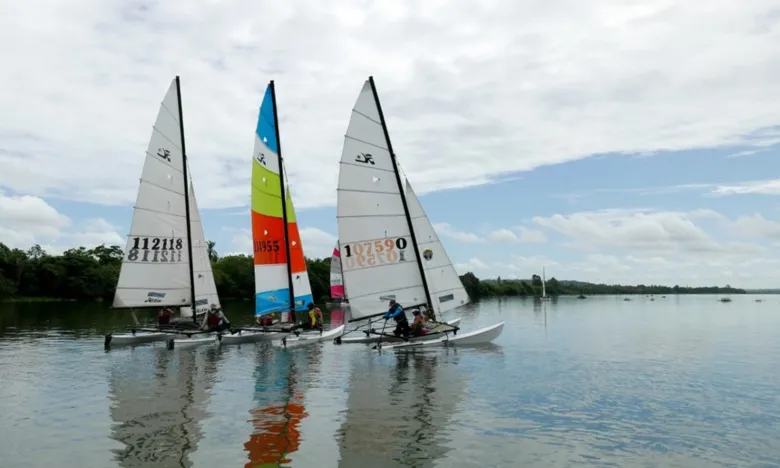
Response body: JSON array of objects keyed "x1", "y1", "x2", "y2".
[
  {"x1": 0, "y1": 190, "x2": 122, "y2": 251},
  {"x1": 709, "y1": 179, "x2": 780, "y2": 197},
  {"x1": 2, "y1": 0, "x2": 780, "y2": 211},
  {"x1": 732, "y1": 214, "x2": 780, "y2": 240},
  {"x1": 432, "y1": 223, "x2": 483, "y2": 243},
  {"x1": 531, "y1": 208, "x2": 759, "y2": 255},
  {"x1": 488, "y1": 227, "x2": 547, "y2": 244},
  {"x1": 299, "y1": 227, "x2": 337, "y2": 259},
  {"x1": 454, "y1": 257, "x2": 489, "y2": 274}
]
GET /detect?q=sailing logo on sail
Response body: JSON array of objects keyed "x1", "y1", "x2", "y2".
[
  {"x1": 423, "y1": 249, "x2": 433, "y2": 261},
  {"x1": 144, "y1": 291, "x2": 167, "y2": 303},
  {"x1": 355, "y1": 153, "x2": 375, "y2": 165},
  {"x1": 256, "y1": 152, "x2": 266, "y2": 166},
  {"x1": 156, "y1": 148, "x2": 171, "y2": 162}
]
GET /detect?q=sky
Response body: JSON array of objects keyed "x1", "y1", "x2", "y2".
[{"x1": 1, "y1": 0, "x2": 780, "y2": 288}]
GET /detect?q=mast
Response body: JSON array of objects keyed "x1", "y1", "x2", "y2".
[
  {"x1": 368, "y1": 76, "x2": 434, "y2": 314},
  {"x1": 270, "y1": 80, "x2": 295, "y2": 322},
  {"x1": 176, "y1": 76, "x2": 198, "y2": 325},
  {"x1": 542, "y1": 267, "x2": 547, "y2": 297}
]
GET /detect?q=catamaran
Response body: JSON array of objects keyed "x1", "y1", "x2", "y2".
[
  {"x1": 218, "y1": 81, "x2": 344, "y2": 346},
  {"x1": 104, "y1": 76, "x2": 226, "y2": 349},
  {"x1": 332, "y1": 76, "x2": 504, "y2": 351}
]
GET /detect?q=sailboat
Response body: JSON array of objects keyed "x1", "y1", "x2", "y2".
[
  {"x1": 332, "y1": 76, "x2": 503, "y2": 351},
  {"x1": 219, "y1": 81, "x2": 344, "y2": 346},
  {"x1": 541, "y1": 266, "x2": 551, "y2": 301},
  {"x1": 326, "y1": 243, "x2": 349, "y2": 310},
  {"x1": 104, "y1": 77, "x2": 225, "y2": 349}
]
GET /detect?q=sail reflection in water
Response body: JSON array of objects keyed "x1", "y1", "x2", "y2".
[
  {"x1": 107, "y1": 347, "x2": 223, "y2": 467},
  {"x1": 244, "y1": 346, "x2": 322, "y2": 467},
  {"x1": 337, "y1": 352, "x2": 467, "y2": 468}
]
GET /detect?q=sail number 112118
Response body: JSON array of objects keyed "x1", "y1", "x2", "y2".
[
  {"x1": 342, "y1": 237, "x2": 408, "y2": 270},
  {"x1": 126, "y1": 236, "x2": 184, "y2": 263}
]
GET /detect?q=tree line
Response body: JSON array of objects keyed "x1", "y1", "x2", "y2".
[{"x1": 0, "y1": 242, "x2": 747, "y2": 303}]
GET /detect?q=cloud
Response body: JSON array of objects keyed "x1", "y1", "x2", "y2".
[
  {"x1": 432, "y1": 223, "x2": 482, "y2": 243},
  {"x1": 2, "y1": 0, "x2": 780, "y2": 211},
  {"x1": 709, "y1": 179, "x2": 780, "y2": 197},
  {"x1": 488, "y1": 227, "x2": 547, "y2": 244},
  {"x1": 531, "y1": 208, "x2": 760, "y2": 255},
  {"x1": 0, "y1": 190, "x2": 122, "y2": 251},
  {"x1": 454, "y1": 257, "x2": 489, "y2": 274},
  {"x1": 732, "y1": 214, "x2": 780, "y2": 240}
]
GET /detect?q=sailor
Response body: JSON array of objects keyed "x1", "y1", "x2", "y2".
[
  {"x1": 201, "y1": 304, "x2": 230, "y2": 332},
  {"x1": 307, "y1": 302, "x2": 323, "y2": 329},
  {"x1": 157, "y1": 307, "x2": 174, "y2": 325},
  {"x1": 383, "y1": 300, "x2": 410, "y2": 337},
  {"x1": 409, "y1": 309, "x2": 428, "y2": 337}
]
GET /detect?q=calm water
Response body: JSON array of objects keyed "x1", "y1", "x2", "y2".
[{"x1": 1, "y1": 295, "x2": 779, "y2": 467}]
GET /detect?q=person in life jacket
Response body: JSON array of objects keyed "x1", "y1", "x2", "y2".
[
  {"x1": 157, "y1": 307, "x2": 173, "y2": 325},
  {"x1": 409, "y1": 309, "x2": 427, "y2": 337},
  {"x1": 201, "y1": 304, "x2": 230, "y2": 332},
  {"x1": 256, "y1": 312, "x2": 275, "y2": 327},
  {"x1": 383, "y1": 300, "x2": 410, "y2": 337},
  {"x1": 306, "y1": 303, "x2": 323, "y2": 329}
]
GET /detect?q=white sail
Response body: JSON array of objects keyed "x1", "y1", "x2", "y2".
[
  {"x1": 179, "y1": 179, "x2": 221, "y2": 318},
  {"x1": 542, "y1": 267, "x2": 547, "y2": 297},
  {"x1": 405, "y1": 180, "x2": 470, "y2": 316},
  {"x1": 113, "y1": 79, "x2": 192, "y2": 308},
  {"x1": 336, "y1": 79, "x2": 427, "y2": 322}
]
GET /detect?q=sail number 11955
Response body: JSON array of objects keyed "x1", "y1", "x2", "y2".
[
  {"x1": 127, "y1": 236, "x2": 184, "y2": 263},
  {"x1": 342, "y1": 237, "x2": 408, "y2": 270}
]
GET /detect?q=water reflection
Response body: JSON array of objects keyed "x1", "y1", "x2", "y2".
[
  {"x1": 337, "y1": 351, "x2": 467, "y2": 468},
  {"x1": 107, "y1": 346, "x2": 224, "y2": 467},
  {"x1": 244, "y1": 345, "x2": 323, "y2": 467}
]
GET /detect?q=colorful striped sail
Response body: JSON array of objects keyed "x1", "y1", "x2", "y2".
[{"x1": 251, "y1": 83, "x2": 313, "y2": 322}]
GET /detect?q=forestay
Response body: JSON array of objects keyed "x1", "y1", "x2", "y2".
[
  {"x1": 405, "y1": 180, "x2": 470, "y2": 316},
  {"x1": 113, "y1": 79, "x2": 192, "y2": 308},
  {"x1": 329, "y1": 244, "x2": 345, "y2": 299},
  {"x1": 180, "y1": 179, "x2": 221, "y2": 318},
  {"x1": 251, "y1": 84, "x2": 313, "y2": 322},
  {"x1": 336, "y1": 79, "x2": 427, "y2": 322}
]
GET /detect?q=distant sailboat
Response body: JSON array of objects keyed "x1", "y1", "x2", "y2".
[
  {"x1": 105, "y1": 77, "x2": 224, "y2": 349},
  {"x1": 540, "y1": 266, "x2": 551, "y2": 301}
]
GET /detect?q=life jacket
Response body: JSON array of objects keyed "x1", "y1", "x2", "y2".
[
  {"x1": 310, "y1": 308, "x2": 323, "y2": 326},
  {"x1": 258, "y1": 315, "x2": 273, "y2": 326},
  {"x1": 207, "y1": 313, "x2": 221, "y2": 326}
]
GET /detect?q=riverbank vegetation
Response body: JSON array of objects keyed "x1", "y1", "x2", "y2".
[{"x1": 0, "y1": 242, "x2": 747, "y2": 302}]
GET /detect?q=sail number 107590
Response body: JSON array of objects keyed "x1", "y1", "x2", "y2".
[
  {"x1": 127, "y1": 236, "x2": 184, "y2": 263},
  {"x1": 342, "y1": 237, "x2": 408, "y2": 270}
]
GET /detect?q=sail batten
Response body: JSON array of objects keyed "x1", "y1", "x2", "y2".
[{"x1": 251, "y1": 83, "x2": 313, "y2": 321}]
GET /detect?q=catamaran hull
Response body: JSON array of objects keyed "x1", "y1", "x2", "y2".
[
  {"x1": 105, "y1": 332, "x2": 177, "y2": 347},
  {"x1": 167, "y1": 334, "x2": 217, "y2": 349},
  {"x1": 273, "y1": 325, "x2": 346, "y2": 348},
  {"x1": 339, "y1": 318, "x2": 462, "y2": 344},
  {"x1": 379, "y1": 322, "x2": 505, "y2": 351},
  {"x1": 217, "y1": 330, "x2": 283, "y2": 345}
]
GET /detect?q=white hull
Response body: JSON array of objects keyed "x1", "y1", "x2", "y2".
[
  {"x1": 273, "y1": 325, "x2": 346, "y2": 348},
  {"x1": 339, "y1": 318, "x2": 462, "y2": 344},
  {"x1": 379, "y1": 322, "x2": 504, "y2": 351},
  {"x1": 105, "y1": 331, "x2": 177, "y2": 347},
  {"x1": 217, "y1": 330, "x2": 283, "y2": 345},
  {"x1": 168, "y1": 333, "x2": 217, "y2": 349},
  {"x1": 540, "y1": 296, "x2": 551, "y2": 301}
]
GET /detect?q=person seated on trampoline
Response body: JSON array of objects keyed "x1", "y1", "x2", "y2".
[
  {"x1": 409, "y1": 309, "x2": 428, "y2": 337},
  {"x1": 383, "y1": 299, "x2": 410, "y2": 337},
  {"x1": 157, "y1": 307, "x2": 174, "y2": 325},
  {"x1": 303, "y1": 303, "x2": 323, "y2": 330},
  {"x1": 256, "y1": 312, "x2": 276, "y2": 327},
  {"x1": 201, "y1": 304, "x2": 230, "y2": 332}
]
